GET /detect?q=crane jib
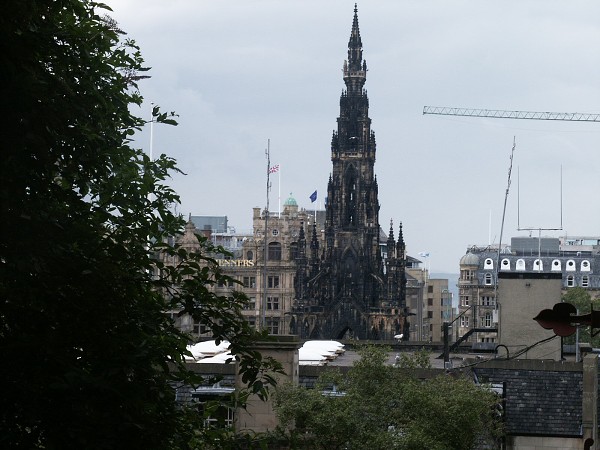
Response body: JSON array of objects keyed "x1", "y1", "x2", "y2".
[{"x1": 422, "y1": 106, "x2": 600, "y2": 122}]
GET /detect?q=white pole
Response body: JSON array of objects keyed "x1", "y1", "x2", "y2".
[
  {"x1": 278, "y1": 164, "x2": 281, "y2": 218},
  {"x1": 488, "y1": 209, "x2": 492, "y2": 246}
]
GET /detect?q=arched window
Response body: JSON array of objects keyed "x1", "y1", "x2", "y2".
[
  {"x1": 567, "y1": 275, "x2": 575, "y2": 287},
  {"x1": 533, "y1": 259, "x2": 543, "y2": 271},
  {"x1": 516, "y1": 259, "x2": 525, "y2": 271},
  {"x1": 268, "y1": 242, "x2": 281, "y2": 261},
  {"x1": 484, "y1": 273, "x2": 493, "y2": 285},
  {"x1": 581, "y1": 260, "x2": 591, "y2": 272},
  {"x1": 501, "y1": 258, "x2": 510, "y2": 271},
  {"x1": 289, "y1": 242, "x2": 298, "y2": 261},
  {"x1": 582, "y1": 275, "x2": 590, "y2": 287},
  {"x1": 551, "y1": 259, "x2": 561, "y2": 271},
  {"x1": 484, "y1": 258, "x2": 493, "y2": 270},
  {"x1": 345, "y1": 166, "x2": 357, "y2": 226},
  {"x1": 566, "y1": 260, "x2": 576, "y2": 272},
  {"x1": 246, "y1": 250, "x2": 253, "y2": 261}
]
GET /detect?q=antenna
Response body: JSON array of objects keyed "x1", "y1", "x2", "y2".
[
  {"x1": 496, "y1": 138, "x2": 515, "y2": 268},
  {"x1": 494, "y1": 138, "x2": 516, "y2": 330},
  {"x1": 517, "y1": 168, "x2": 563, "y2": 232},
  {"x1": 517, "y1": 163, "x2": 564, "y2": 270}
]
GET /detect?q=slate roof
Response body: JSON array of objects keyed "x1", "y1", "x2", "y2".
[{"x1": 474, "y1": 363, "x2": 583, "y2": 437}]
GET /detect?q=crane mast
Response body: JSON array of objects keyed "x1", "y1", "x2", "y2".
[{"x1": 423, "y1": 106, "x2": 600, "y2": 122}]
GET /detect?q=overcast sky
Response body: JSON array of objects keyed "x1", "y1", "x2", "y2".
[{"x1": 106, "y1": 1, "x2": 600, "y2": 273}]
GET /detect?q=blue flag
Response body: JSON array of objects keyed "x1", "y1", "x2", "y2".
[{"x1": 310, "y1": 190, "x2": 317, "y2": 203}]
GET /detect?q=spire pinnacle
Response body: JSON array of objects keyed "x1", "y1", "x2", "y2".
[
  {"x1": 347, "y1": 4, "x2": 363, "y2": 71},
  {"x1": 396, "y1": 222, "x2": 405, "y2": 257}
]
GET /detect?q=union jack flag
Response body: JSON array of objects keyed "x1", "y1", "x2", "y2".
[{"x1": 269, "y1": 164, "x2": 280, "y2": 174}]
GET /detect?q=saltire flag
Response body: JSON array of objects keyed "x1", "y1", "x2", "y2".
[
  {"x1": 269, "y1": 164, "x2": 280, "y2": 174},
  {"x1": 309, "y1": 190, "x2": 317, "y2": 203}
]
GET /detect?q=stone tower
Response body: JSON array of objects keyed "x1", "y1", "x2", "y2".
[{"x1": 294, "y1": 5, "x2": 407, "y2": 340}]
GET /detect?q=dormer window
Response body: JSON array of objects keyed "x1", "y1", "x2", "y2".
[
  {"x1": 484, "y1": 258, "x2": 493, "y2": 270},
  {"x1": 516, "y1": 259, "x2": 525, "y2": 271},
  {"x1": 566, "y1": 260, "x2": 576, "y2": 272},
  {"x1": 501, "y1": 259, "x2": 510, "y2": 271},
  {"x1": 533, "y1": 259, "x2": 543, "y2": 271},
  {"x1": 551, "y1": 259, "x2": 561, "y2": 271},
  {"x1": 581, "y1": 260, "x2": 591, "y2": 272}
]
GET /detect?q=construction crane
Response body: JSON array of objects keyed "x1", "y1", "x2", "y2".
[{"x1": 423, "y1": 106, "x2": 600, "y2": 122}]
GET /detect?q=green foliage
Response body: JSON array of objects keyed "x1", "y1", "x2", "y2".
[
  {"x1": 395, "y1": 347, "x2": 432, "y2": 369},
  {"x1": 0, "y1": 1, "x2": 280, "y2": 448},
  {"x1": 562, "y1": 287, "x2": 600, "y2": 346},
  {"x1": 274, "y1": 346, "x2": 503, "y2": 449}
]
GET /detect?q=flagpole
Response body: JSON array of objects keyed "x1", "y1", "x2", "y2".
[
  {"x1": 278, "y1": 164, "x2": 281, "y2": 218},
  {"x1": 262, "y1": 139, "x2": 270, "y2": 330}
]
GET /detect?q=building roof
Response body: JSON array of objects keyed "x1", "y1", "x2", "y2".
[
  {"x1": 460, "y1": 252, "x2": 480, "y2": 266},
  {"x1": 474, "y1": 361, "x2": 583, "y2": 437},
  {"x1": 284, "y1": 194, "x2": 297, "y2": 206}
]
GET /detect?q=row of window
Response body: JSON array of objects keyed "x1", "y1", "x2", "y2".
[
  {"x1": 470, "y1": 272, "x2": 592, "y2": 289},
  {"x1": 193, "y1": 316, "x2": 281, "y2": 335},
  {"x1": 492, "y1": 257, "x2": 592, "y2": 272},
  {"x1": 243, "y1": 297, "x2": 281, "y2": 310},
  {"x1": 459, "y1": 313, "x2": 494, "y2": 328},
  {"x1": 460, "y1": 295, "x2": 497, "y2": 307},
  {"x1": 265, "y1": 242, "x2": 299, "y2": 261},
  {"x1": 218, "y1": 275, "x2": 282, "y2": 289},
  {"x1": 567, "y1": 275, "x2": 590, "y2": 288}
]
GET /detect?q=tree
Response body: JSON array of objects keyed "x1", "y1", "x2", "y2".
[
  {"x1": 273, "y1": 346, "x2": 503, "y2": 449},
  {"x1": 562, "y1": 287, "x2": 600, "y2": 347},
  {"x1": 0, "y1": 2, "x2": 279, "y2": 448}
]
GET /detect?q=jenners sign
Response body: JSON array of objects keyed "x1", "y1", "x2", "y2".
[{"x1": 216, "y1": 259, "x2": 255, "y2": 267}]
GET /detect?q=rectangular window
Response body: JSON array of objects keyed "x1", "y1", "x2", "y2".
[
  {"x1": 244, "y1": 297, "x2": 256, "y2": 310},
  {"x1": 480, "y1": 296, "x2": 495, "y2": 306},
  {"x1": 484, "y1": 314, "x2": 492, "y2": 327},
  {"x1": 267, "y1": 296, "x2": 279, "y2": 310},
  {"x1": 460, "y1": 316, "x2": 470, "y2": 328},
  {"x1": 461, "y1": 296, "x2": 469, "y2": 306},
  {"x1": 427, "y1": 298, "x2": 433, "y2": 306},
  {"x1": 193, "y1": 320, "x2": 210, "y2": 335},
  {"x1": 428, "y1": 286, "x2": 434, "y2": 293},
  {"x1": 217, "y1": 278, "x2": 234, "y2": 288},
  {"x1": 427, "y1": 311, "x2": 433, "y2": 319},
  {"x1": 268, "y1": 275, "x2": 280, "y2": 289},
  {"x1": 266, "y1": 317, "x2": 279, "y2": 335},
  {"x1": 243, "y1": 276, "x2": 256, "y2": 288},
  {"x1": 196, "y1": 399, "x2": 235, "y2": 429},
  {"x1": 582, "y1": 275, "x2": 589, "y2": 288}
]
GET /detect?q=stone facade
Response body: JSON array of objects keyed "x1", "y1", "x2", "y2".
[{"x1": 457, "y1": 236, "x2": 600, "y2": 349}]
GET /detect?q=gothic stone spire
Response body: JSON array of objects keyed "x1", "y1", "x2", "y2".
[{"x1": 343, "y1": 4, "x2": 367, "y2": 93}]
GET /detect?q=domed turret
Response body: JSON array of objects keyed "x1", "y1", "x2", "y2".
[
  {"x1": 460, "y1": 252, "x2": 480, "y2": 266},
  {"x1": 284, "y1": 193, "x2": 297, "y2": 207}
]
